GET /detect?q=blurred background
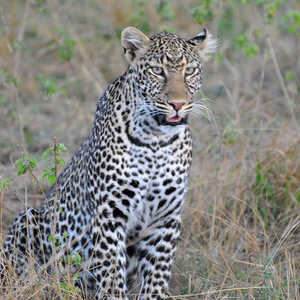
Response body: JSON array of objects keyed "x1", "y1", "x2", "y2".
[{"x1": 0, "y1": 0, "x2": 299, "y2": 298}]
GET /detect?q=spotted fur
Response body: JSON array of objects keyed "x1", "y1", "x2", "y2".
[{"x1": 1, "y1": 27, "x2": 216, "y2": 299}]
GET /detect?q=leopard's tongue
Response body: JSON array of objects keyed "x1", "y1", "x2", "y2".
[{"x1": 167, "y1": 116, "x2": 181, "y2": 122}]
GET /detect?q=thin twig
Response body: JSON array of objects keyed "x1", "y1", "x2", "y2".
[
  {"x1": 48, "y1": 1, "x2": 106, "y2": 95},
  {"x1": 0, "y1": 189, "x2": 3, "y2": 244},
  {"x1": 29, "y1": 170, "x2": 46, "y2": 199},
  {"x1": 129, "y1": 286, "x2": 268, "y2": 299},
  {"x1": 265, "y1": 217, "x2": 300, "y2": 271},
  {"x1": 50, "y1": 136, "x2": 63, "y2": 298},
  {"x1": 267, "y1": 37, "x2": 296, "y2": 125},
  {"x1": 13, "y1": 0, "x2": 30, "y2": 150}
]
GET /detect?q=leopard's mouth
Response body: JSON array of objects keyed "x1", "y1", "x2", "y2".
[
  {"x1": 154, "y1": 113, "x2": 187, "y2": 126},
  {"x1": 167, "y1": 115, "x2": 182, "y2": 123}
]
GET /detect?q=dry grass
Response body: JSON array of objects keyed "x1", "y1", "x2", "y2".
[{"x1": 0, "y1": 0, "x2": 299, "y2": 299}]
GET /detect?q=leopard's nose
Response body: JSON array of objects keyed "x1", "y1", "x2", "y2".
[{"x1": 168, "y1": 101, "x2": 185, "y2": 111}]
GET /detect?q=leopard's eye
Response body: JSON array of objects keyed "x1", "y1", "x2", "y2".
[
  {"x1": 185, "y1": 66, "x2": 198, "y2": 76},
  {"x1": 149, "y1": 66, "x2": 164, "y2": 76}
]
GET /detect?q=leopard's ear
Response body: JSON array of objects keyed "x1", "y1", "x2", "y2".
[
  {"x1": 188, "y1": 28, "x2": 217, "y2": 61},
  {"x1": 121, "y1": 27, "x2": 150, "y2": 64}
]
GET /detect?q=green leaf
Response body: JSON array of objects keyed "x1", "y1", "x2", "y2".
[
  {"x1": 191, "y1": 4, "x2": 213, "y2": 25},
  {"x1": 157, "y1": 0, "x2": 174, "y2": 21},
  {"x1": 296, "y1": 192, "x2": 300, "y2": 203},
  {"x1": 15, "y1": 158, "x2": 24, "y2": 165},
  {"x1": 281, "y1": 10, "x2": 300, "y2": 35},
  {"x1": 29, "y1": 157, "x2": 37, "y2": 170},
  {"x1": 0, "y1": 178, "x2": 13, "y2": 192},
  {"x1": 58, "y1": 36, "x2": 77, "y2": 62},
  {"x1": 56, "y1": 157, "x2": 66, "y2": 167},
  {"x1": 58, "y1": 143, "x2": 68, "y2": 151},
  {"x1": 42, "y1": 172, "x2": 48, "y2": 182},
  {"x1": 48, "y1": 175, "x2": 57, "y2": 185},
  {"x1": 285, "y1": 71, "x2": 296, "y2": 81},
  {"x1": 36, "y1": 75, "x2": 65, "y2": 100},
  {"x1": 0, "y1": 97, "x2": 7, "y2": 104},
  {"x1": 42, "y1": 147, "x2": 53, "y2": 159},
  {"x1": 244, "y1": 42, "x2": 259, "y2": 58},
  {"x1": 73, "y1": 273, "x2": 79, "y2": 280},
  {"x1": 235, "y1": 34, "x2": 248, "y2": 48},
  {"x1": 235, "y1": 34, "x2": 259, "y2": 58},
  {"x1": 256, "y1": 171, "x2": 262, "y2": 185},
  {"x1": 48, "y1": 234, "x2": 54, "y2": 242},
  {"x1": 17, "y1": 164, "x2": 27, "y2": 175}
]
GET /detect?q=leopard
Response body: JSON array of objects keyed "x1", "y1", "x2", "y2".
[{"x1": 1, "y1": 26, "x2": 216, "y2": 299}]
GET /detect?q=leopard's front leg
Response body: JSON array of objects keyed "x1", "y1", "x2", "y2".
[
  {"x1": 90, "y1": 210, "x2": 128, "y2": 300},
  {"x1": 137, "y1": 217, "x2": 181, "y2": 300}
]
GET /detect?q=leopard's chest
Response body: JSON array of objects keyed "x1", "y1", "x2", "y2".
[
  {"x1": 114, "y1": 135, "x2": 192, "y2": 234},
  {"x1": 89, "y1": 120, "x2": 192, "y2": 236}
]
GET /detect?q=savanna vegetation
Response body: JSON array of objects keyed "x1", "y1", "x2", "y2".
[{"x1": 0, "y1": 0, "x2": 299, "y2": 299}]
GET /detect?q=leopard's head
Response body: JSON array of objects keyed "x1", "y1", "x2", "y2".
[{"x1": 121, "y1": 26, "x2": 216, "y2": 126}]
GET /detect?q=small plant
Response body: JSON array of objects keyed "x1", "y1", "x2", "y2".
[
  {"x1": 58, "y1": 35, "x2": 77, "y2": 62},
  {"x1": 14, "y1": 153, "x2": 45, "y2": 191},
  {"x1": 0, "y1": 70, "x2": 21, "y2": 87},
  {"x1": 191, "y1": 0, "x2": 213, "y2": 25},
  {"x1": 297, "y1": 190, "x2": 300, "y2": 203},
  {"x1": 32, "y1": 0, "x2": 50, "y2": 14},
  {"x1": 0, "y1": 177, "x2": 12, "y2": 238},
  {"x1": 235, "y1": 34, "x2": 260, "y2": 58},
  {"x1": 157, "y1": 0, "x2": 174, "y2": 21},
  {"x1": 48, "y1": 234, "x2": 61, "y2": 248},
  {"x1": 15, "y1": 154, "x2": 37, "y2": 176},
  {"x1": 36, "y1": 75, "x2": 65, "y2": 100},
  {"x1": 14, "y1": 141, "x2": 68, "y2": 186},
  {"x1": 255, "y1": 163, "x2": 280, "y2": 227},
  {"x1": 66, "y1": 251, "x2": 82, "y2": 266},
  {"x1": 285, "y1": 71, "x2": 296, "y2": 81},
  {"x1": 0, "y1": 97, "x2": 7, "y2": 105},
  {"x1": 223, "y1": 123, "x2": 239, "y2": 146},
  {"x1": 47, "y1": 233, "x2": 82, "y2": 297},
  {"x1": 281, "y1": 10, "x2": 300, "y2": 35},
  {"x1": 0, "y1": 178, "x2": 13, "y2": 192},
  {"x1": 130, "y1": 0, "x2": 151, "y2": 33},
  {"x1": 262, "y1": 0, "x2": 283, "y2": 24},
  {"x1": 42, "y1": 142, "x2": 68, "y2": 185}
]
